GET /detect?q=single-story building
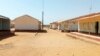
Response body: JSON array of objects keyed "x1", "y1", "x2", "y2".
[
  {"x1": 0, "y1": 15, "x2": 10, "y2": 31},
  {"x1": 57, "y1": 20, "x2": 65, "y2": 30},
  {"x1": 0, "y1": 15, "x2": 14, "y2": 36},
  {"x1": 58, "y1": 13, "x2": 99, "y2": 32},
  {"x1": 68, "y1": 19, "x2": 78, "y2": 32},
  {"x1": 13, "y1": 15, "x2": 41, "y2": 31},
  {"x1": 58, "y1": 19, "x2": 78, "y2": 32},
  {"x1": 78, "y1": 12, "x2": 100, "y2": 34},
  {"x1": 50, "y1": 22, "x2": 58, "y2": 29},
  {"x1": 58, "y1": 20, "x2": 69, "y2": 32}
]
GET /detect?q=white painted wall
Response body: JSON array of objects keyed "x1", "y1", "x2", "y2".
[
  {"x1": 51, "y1": 24, "x2": 58, "y2": 29},
  {"x1": 14, "y1": 15, "x2": 41, "y2": 30},
  {"x1": 68, "y1": 22, "x2": 78, "y2": 31},
  {"x1": 79, "y1": 22, "x2": 95, "y2": 33},
  {"x1": 15, "y1": 24, "x2": 39, "y2": 30}
]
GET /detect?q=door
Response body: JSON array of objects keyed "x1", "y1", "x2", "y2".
[{"x1": 95, "y1": 21, "x2": 99, "y2": 34}]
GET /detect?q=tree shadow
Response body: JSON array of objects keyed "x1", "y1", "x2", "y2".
[
  {"x1": 15, "y1": 30, "x2": 47, "y2": 33},
  {"x1": 0, "y1": 32, "x2": 15, "y2": 41}
]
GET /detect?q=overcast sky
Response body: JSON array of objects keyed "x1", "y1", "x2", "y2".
[{"x1": 0, "y1": 0, "x2": 100, "y2": 24}]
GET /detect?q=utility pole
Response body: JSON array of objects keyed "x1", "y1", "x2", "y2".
[
  {"x1": 88, "y1": 0, "x2": 93, "y2": 35},
  {"x1": 42, "y1": 0, "x2": 44, "y2": 30}
]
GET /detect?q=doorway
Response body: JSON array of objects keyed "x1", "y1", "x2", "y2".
[{"x1": 95, "y1": 21, "x2": 99, "y2": 35}]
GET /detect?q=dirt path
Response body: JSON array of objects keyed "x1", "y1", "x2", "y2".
[{"x1": 0, "y1": 29, "x2": 100, "y2": 56}]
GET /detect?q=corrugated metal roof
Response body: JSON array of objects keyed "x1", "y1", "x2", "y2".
[
  {"x1": 50, "y1": 12, "x2": 100, "y2": 24},
  {"x1": 73, "y1": 12, "x2": 100, "y2": 20},
  {"x1": 0, "y1": 15, "x2": 9, "y2": 19},
  {"x1": 13, "y1": 15, "x2": 40, "y2": 22},
  {"x1": 63, "y1": 12, "x2": 100, "y2": 22}
]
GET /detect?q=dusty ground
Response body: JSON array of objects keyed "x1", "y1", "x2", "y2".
[{"x1": 0, "y1": 29, "x2": 100, "y2": 56}]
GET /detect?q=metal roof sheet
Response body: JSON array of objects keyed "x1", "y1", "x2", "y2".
[{"x1": 0, "y1": 15, "x2": 9, "y2": 19}]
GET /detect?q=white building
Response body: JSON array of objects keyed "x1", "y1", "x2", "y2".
[
  {"x1": 50, "y1": 22, "x2": 58, "y2": 29},
  {"x1": 13, "y1": 15, "x2": 41, "y2": 31},
  {"x1": 58, "y1": 19, "x2": 78, "y2": 32}
]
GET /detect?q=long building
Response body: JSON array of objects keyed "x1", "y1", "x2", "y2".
[
  {"x1": 58, "y1": 19, "x2": 78, "y2": 32},
  {"x1": 51, "y1": 12, "x2": 100, "y2": 34},
  {"x1": 78, "y1": 12, "x2": 100, "y2": 34}
]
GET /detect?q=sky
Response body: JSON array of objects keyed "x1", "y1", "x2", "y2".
[{"x1": 0, "y1": 0, "x2": 100, "y2": 24}]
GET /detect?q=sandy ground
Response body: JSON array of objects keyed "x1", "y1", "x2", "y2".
[{"x1": 0, "y1": 29, "x2": 100, "y2": 56}]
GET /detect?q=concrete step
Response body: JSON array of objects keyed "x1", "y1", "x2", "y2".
[{"x1": 66, "y1": 32, "x2": 100, "y2": 45}]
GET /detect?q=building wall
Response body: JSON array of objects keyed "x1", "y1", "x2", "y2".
[
  {"x1": 68, "y1": 21, "x2": 78, "y2": 31},
  {"x1": 79, "y1": 22, "x2": 95, "y2": 33},
  {"x1": 0, "y1": 18, "x2": 10, "y2": 31},
  {"x1": 2, "y1": 19, "x2": 10, "y2": 30},
  {"x1": 14, "y1": 15, "x2": 41, "y2": 30},
  {"x1": 0, "y1": 18, "x2": 2, "y2": 30},
  {"x1": 52, "y1": 24, "x2": 58, "y2": 29},
  {"x1": 15, "y1": 21, "x2": 40, "y2": 30},
  {"x1": 50, "y1": 23, "x2": 58, "y2": 29},
  {"x1": 79, "y1": 15, "x2": 100, "y2": 34},
  {"x1": 59, "y1": 20, "x2": 78, "y2": 32},
  {"x1": 58, "y1": 22, "x2": 64, "y2": 30},
  {"x1": 15, "y1": 23, "x2": 40, "y2": 30},
  {"x1": 58, "y1": 24, "x2": 62, "y2": 30}
]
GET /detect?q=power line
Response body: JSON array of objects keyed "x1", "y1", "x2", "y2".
[{"x1": 89, "y1": 0, "x2": 93, "y2": 13}]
